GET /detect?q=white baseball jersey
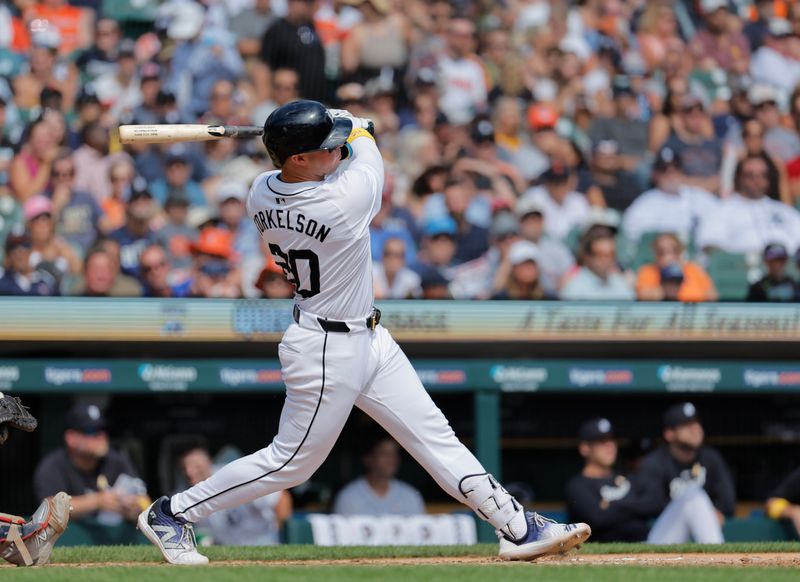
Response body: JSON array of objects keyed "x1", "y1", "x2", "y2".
[
  {"x1": 168, "y1": 130, "x2": 537, "y2": 552},
  {"x1": 245, "y1": 139, "x2": 384, "y2": 320}
]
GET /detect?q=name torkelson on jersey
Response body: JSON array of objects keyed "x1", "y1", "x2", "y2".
[{"x1": 252, "y1": 207, "x2": 332, "y2": 243}]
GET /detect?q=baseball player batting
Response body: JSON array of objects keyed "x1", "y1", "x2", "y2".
[{"x1": 137, "y1": 100, "x2": 591, "y2": 564}]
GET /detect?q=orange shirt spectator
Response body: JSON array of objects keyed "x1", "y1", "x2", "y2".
[
  {"x1": 28, "y1": 2, "x2": 92, "y2": 56},
  {"x1": 636, "y1": 233, "x2": 718, "y2": 302},
  {"x1": 636, "y1": 262, "x2": 716, "y2": 303}
]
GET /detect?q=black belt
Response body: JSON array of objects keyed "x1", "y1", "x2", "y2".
[{"x1": 293, "y1": 305, "x2": 381, "y2": 333}]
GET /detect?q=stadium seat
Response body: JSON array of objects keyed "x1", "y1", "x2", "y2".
[
  {"x1": 628, "y1": 231, "x2": 662, "y2": 271},
  {"x1": 706, "y1": 252, "x2": 753, "y2": 301}
]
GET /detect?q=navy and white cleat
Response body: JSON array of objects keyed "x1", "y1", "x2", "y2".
[
  {"x1": 498, "y1": 511, "x2": 591, "y2": 561},
  {"x1": 137, "y1": 497, "x2": 208, "y2": 566}
]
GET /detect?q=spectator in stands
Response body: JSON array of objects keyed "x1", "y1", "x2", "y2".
[
  {"x1": 109, "y1": 185, "x2": 157, "y2": 277},
  {"x1": 0, "y1": 231, "x2": 58, "y2": 296},
  {"x1": 588, "y1": 139, "x2": 643, "y2": 213},
  {"x1": 102, "y1": 158, "x2": 137, "y2": 234},
  {"x1": 419, "y1": 268, "x2": 451, "y2": 299},
  {"x1": 340, "y1": 0, "x2": 411, "y2": 85},
  {"x1": 373, "y1": 237, "x2": 421, "y2": 299},
  {"x1": 636, "y1": 402, "x2": 735, "y2": 543},
  {"x1": 750, "y1": 18, "x2": 800, "y2": 96},
  {"x1": 77, "y1": 237, "x2": 143, "y2": 297},
  {"x1": 25, "y1": 195, "x2": 79, "y2": 281},
  {"x1": 9, "y1": 118, "x2": 58, "y2": 203},
  {"x1": 150, "y1": 147, "x2": 207, "y2": 208},
  {"x1": 436, "y1": 18, "x2": 487, "y2": 125},
  {"x1": 201, "y1": 79, "x2": 246, "y2": 127},
  {"x1": 154, "y1": 193, "x2": 197, "y2": 274},
  {"x1": 13, "y1": 27, "x2": 78, "y2": 116},
  {"x1": 92, "y1": 39, "x2": 142, "y2": 123},
  {"x1": 560, "y1": 233, "x2": 634, "y2": 301},
  {"x1": 412, "y1": 216, "x2": 458, "y2": 283},
  {"x1": 260, "y1": 0, "x2": 326, "y2": 102},
  {"x1": 746, "y1": 243, "x2": 798, "y2": 302},
  {"x1": 178, "y1": 446, "x2": 292, "y2": 545},
  {"x1": 698, "y1": 155, "x2": 800, "y2": 254},
  {"x1": 217, "y1": 181, "x2": 260, "y2": 259},
  {"x1": 139, "y1": 243, "x2": 189, "y2": 298},
  {"x1": 255, "y1": 259, "x2": 295, "y2": 299},
  {"x1": 188, "y1": 227, "x2": 242, "y2": 298},
  {"x1": 165, "y1": 1, "x2": 244, "y2": 117},
  {"x1": 333, "y1": 436, "x2": 425, "y2": 516},
  {"x1": 636, "y1": 233, "x2": 718, "y2": 303},
  {"x1": 252, "y1": 68, "x2": 301, "y2": 126},
  {"x1": 515, "y1": 198, "x2": 574, "y2": 295},
  {"x1": 229, "y1": 0, "x2": 276, "y2": 58},
  {"x1": 588, "y1": 76, "x2": 649, "y2": 190},
  {"x1": 726, "y1": 119, "x2": 791, "y2": 205},
  {"x1": 130, "y1": 63, "x2": 163, "y2": 126},
  {"x1": 492, "y1": 97, "x2": 548, "y2": 182},
  {"x1": 493, "y1": 240, "x2": 550, "y2": 300},
  {"x1": 622, "y1": 148, "x2": 718, "y2": 245},
  {"x1": 443, "y1": 177, "x2": 489, "y2": 264},
  {"x1": 751, "y1": 84, "x2": 800, "y2": 165},
  {"x1": 662, "y1": 95, "x2": 723, "y2": 193},
  {"x1": 28, "y1": 0, "x2": 93, "y2": 57},
  {"x1": 33, "y1": 403, "x2": 150, "y2": 525},
  {"x1": 81, "y1": 248, "x2": 116, "y2": 297},
  {"x1": 75, "y1": 18, "x2": 122, "y2": 84},
  {"x1": 766, "y1": 466, "x2": 800, "y2": 538},
  {"x1": 649, "y1": 77, "x2": 690, "y2": 153},
  {"x1": 48, "y1": 150, "x2": 103, "y2": 256},
  {"x1": 519, "y1": 161, "x2": 591, "y2": 243},
  {"x1": 689, "y1": 0, "x2": 750, "y2": 74},
  {"x1": 73, "y1": 122, "x2": 117, "y2": 205}
]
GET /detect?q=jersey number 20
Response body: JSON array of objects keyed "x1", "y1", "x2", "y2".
[{"x1": 268, "y1": 243, "x2": 321, "y2": 298}]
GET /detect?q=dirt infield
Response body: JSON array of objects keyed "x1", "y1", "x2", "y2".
[
  {"x1": 538, "y1": 552, "x2": 800, "y2": 567},
  {"x1": 16, "y1": 552, "x2": 797, "y2": 569}
]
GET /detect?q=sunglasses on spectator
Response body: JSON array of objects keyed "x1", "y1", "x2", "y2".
[
  {"x1": 682, "y1": 106, "x2": 703, "y2": 114},
  {"x1": 742, "y1": 170, "x2": 768, "y2": 178},
  {"x1": 211, "y1": 92, "x2": 232, "y2": 100},
  {"x1": 110, "y1": 174, "x2": 131, "y2": 183},
  {"x1": 141, "y1": 260, "x2": 167, "y2": 274},
  {"x1": 755, "y1": 101, "x2": 777, "y2": 109},
  {"x1": 383, "y1": 250, "x2": 405, "y2": 258},
  {"x1": 52, "y1": 169, "x2": 75, "y2": 178}
]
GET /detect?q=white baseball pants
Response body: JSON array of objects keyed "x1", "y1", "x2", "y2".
[
  {"x1": 647, "y1": 485, "x2": 725, "y2": 544},
  {"x1": 170, "y1": 319, "x2": 489, "y2": 523}
]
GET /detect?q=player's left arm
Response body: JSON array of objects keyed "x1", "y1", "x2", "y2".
[{"x1": 329, "y1": 124, "x2": 385, "y2": 237}]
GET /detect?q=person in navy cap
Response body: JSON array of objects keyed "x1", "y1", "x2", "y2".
[
  {"x1": 567, "y1": 409, "x2": 735, "y2": 544},
  {"x1": 565, "y1": 418, "x2": 657, "y2": 542},
  {"x1": 636, "y1": 402, "x2": 735, "y2": 543},
  {"x1": 747, "y1": 243, "x2": 798, "y2": 302}
]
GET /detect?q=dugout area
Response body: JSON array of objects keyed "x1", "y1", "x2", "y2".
[{"x1": 1, "y1": 299, "x2": 800, "y2": 545}]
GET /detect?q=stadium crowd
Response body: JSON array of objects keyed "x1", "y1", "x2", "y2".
[{"x1": 1, "y1": 0, "x2": 800, "y2": 300}]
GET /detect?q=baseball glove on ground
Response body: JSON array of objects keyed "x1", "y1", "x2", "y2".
[
  {"x1": 0, "y1": 492, "x2": 71, "y2": 566},
  {"x1": 0, "y1": 393, "x2": 38, "y2": 445}
]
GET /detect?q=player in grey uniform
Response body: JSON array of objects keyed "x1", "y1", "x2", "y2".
[{"x1": 138, "y1": 101, "x2": 590, "y2": 564}]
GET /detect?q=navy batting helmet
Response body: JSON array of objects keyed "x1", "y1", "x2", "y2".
[{"x1": 262, "y1": 100, "x2": 353, "y2": 168}]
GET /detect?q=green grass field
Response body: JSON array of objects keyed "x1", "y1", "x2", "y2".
[{"x1": 2, "y1": 543, "x2": 798, "y2": 581}]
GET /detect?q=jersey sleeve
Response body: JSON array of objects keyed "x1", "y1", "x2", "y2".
[
  {"x1": 704, "y1": 448, "x2": 737, "y2": 517},
  {"x1": 329, "y1": 136, "x2": 384, "y2": 237},
  {"x1": 633, "y1": 450, "x2": 671, "y2": 513}
]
